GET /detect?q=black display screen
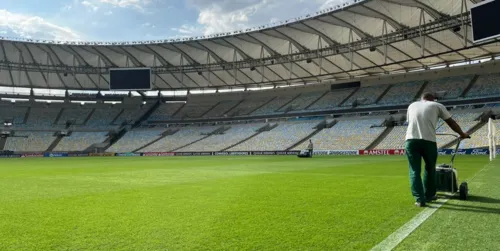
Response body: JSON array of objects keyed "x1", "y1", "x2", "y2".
[
  {"x1": 109, "y1": 68, "x2": 151, "y2": 90},
  {"x1": 471, "y1": 0, "x2": 500, "y2": 43}
]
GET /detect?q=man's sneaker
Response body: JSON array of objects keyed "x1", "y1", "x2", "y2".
[{"x1": 415, "y1": 202, "x2": 426, "y2": 207}]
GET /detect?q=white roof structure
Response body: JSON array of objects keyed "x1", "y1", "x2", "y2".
[{"x1": 0, "y1": 0, "x2": 498, "y2": 91}]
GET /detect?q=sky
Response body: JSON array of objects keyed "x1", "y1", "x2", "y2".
[{"x1": 0, "y1": 0, "x2": 346, "y2": 42}]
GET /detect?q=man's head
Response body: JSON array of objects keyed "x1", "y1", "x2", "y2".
[{"x1": 421, "y1": 92, "x2": 436, "y2": 101}]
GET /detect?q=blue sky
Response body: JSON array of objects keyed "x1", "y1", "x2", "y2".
[{"x1": 0, "y1": 0, "x2": 344, "y2": 42}]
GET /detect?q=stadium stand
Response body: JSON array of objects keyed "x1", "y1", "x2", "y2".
[
  {"x1": 113, "y1": 104, "x2": 153, "y2": 125},
  {"x1": 177, "y1": 123, "x2": 265, "y2": 152},
  {"x1": 378, "y1": 81, "x2": 424, "y2": 105},
  {"x1": 107, "y1": 130, "x2": 164, "y2": 153},
  {"x1": 0, "y1": 106, "x2": 27, "y2": 125},
  {"x1": 285, "y1": 91, "x2": 326, "y2": 112},
  {"x1": 307, "y1": 89, "x2": 354, "y2": 111},
  {"x1": 375, "y1": 126, "x2": 408, "y2": 150},
  {"x1": 252, "y1": 95, "x2": 295, "y2": 115},
  {"x1": 231, "y1": 98, "x2": 273, "y2": 116},
  {"x1": 343, "y1": 85, "x2": 388, "y2": 107},
  {"x1": 53, "y1": 132, "x2": 109, "y2": 152},
  {"x1": 174, "y1": 100, "x2": 218, "y2": 119},
  {"x1": 149, "y1": 103, "x2": 185, "y2": 121},
  {"x1": 466, "y1": 73, "x2": 500, "y2": 98},
  {"x1": 229, "y1": 121, "x2": 318, "y2": 151},
  {"x1": 140, "y1": 126, "x2": 219, "y2": 152},
  {"x1": 4, "y1": 131, "x2": 55, "y2": 152},
  {"x1": 294, "y1": 119, "x2": 385, "y2": 150},
  {"x1": 84, "y1": 108, "x2": 121, "y2": 129},
  {"x1": 57, "y1": 108, "x2": 93, "y2": 125},
  {"x1": 423, "y1": 75, "x2": 473, "y2": 100},
  {"x1": 202, "y1": 100, "x2": 241, "y2": 118},
  {"x1": 22, "y1": 108, "x2": 60, "y2": 128}
]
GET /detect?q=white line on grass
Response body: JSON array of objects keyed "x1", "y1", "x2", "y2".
[
  {"x1": 371, "y1": 161, "x2": 496, "y2": 251},
  {"x1": 370, "y1": 199, "x2": 448, "y2": 251}
]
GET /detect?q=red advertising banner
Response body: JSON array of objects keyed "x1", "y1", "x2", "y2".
[
  {"x1": 358, "y1": 149, "x2": 406, "y2": 155},
  {"x1": 21, "y1": 153, "x2": 44, "y2": 158},
  {"x1": 143, "y1": 152, "x2": 175, "y2": 157}
]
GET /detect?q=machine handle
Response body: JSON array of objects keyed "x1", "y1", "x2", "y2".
[{"x1": 436, "y1": 133, "x2": 471, "y2": 165}]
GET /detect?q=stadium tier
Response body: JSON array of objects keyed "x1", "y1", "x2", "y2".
[
  {"x1": 4, "y1": 131, "x2": 55, "y2": 152},
  {"x1": 0, "y1": 72, "x2": 500, "y2": 153},
  {"x1": 176, "y1": 123, "x2": 265, "y2": 152},
  {"x1": 84, "y1": 108, "x2": 121, "y2": 129},
  {"x1": 57, "y1": 108, "x2": 93, "y2": 125},
  {"x1": 294, "y1": 119, "x2": 385, "y2": 150},
  {"x1": 0, "y1": 106, "x2": 27, "y2": 124},
  {"x1": 375, "y1": 126, "x2": 408, "y2": 150},
  {"x1": 149, "y1": 103, "x2": 185, "y2": 121},
  {"x1": 53, "y1": 132, "x2": 109, "y2": 152},
  {"x1": 306, "y1": 90, "x2": 353, "y2": 111},
  {"x1": 229, "y1": 121, "x2": 318, "y2": 151},
  {"x1": 284, "y1": 91, "x2": 326, "y2": 112},
  {"x1": 106, "y1": 130, "x2": 165, "y2": 153},
  {"x1": 378, "y1": 81, "x2": 424, "y2": 105},
  {"x1": 466, "y1": 73, "x2": 500, "y2": 98},
  {"x1": 423, "y1": 75, "x2": 473, "y2": 100},
  {"x1": 22, "y1": 108, "x2": 61, "y2": 129},
  {"x1": 252, "y1": 95, "x2": 295, "y2": 115},
  {"x1": 139, "y1": 126, "x2": 220, "y2": 152}
]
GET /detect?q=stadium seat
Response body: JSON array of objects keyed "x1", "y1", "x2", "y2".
[
  {"x1": 229, "y1": 121, "x2": 318, "y2": 151},
  {"x1": 54, "y1": 132, "x2": 109, "y2": 152},
  {"x1": 294, "y1": 119, "x2": 385, "y2": 150},
  {"x1": 107, "y1": 130, "x2": 164, "y2": 153},
  {"x1": 177, "y1": 124, "x2": 265, "y2": 152},
  {"x1": 4, "y1": 131, "x2": 55, "y2": 152}
]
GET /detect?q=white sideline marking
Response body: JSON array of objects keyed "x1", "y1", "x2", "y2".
[
  {"x1": 371, "y1": 161, "x2": 496, "y2": 251},
  {"x1": 370, "y1": 198, "x2": 448, "y2": 251}
]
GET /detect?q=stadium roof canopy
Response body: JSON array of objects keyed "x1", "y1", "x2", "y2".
[{"x1": 0, "y1": 0, "x2": 499, "y2": 91}]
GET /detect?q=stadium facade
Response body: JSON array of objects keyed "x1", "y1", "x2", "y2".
[{"x1": 0, "y1": 0, "x2": 499, "y2": 156}]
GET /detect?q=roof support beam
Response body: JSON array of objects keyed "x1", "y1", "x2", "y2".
[
  {"x1": 1, "y1": 42, "x2": 17, "y2": 87},
  {"x1": 239, "y1": 34, "x2": 295, "y2": 81},
  {"x1": 383, "y1": 0, "x2": 490, "y2": 54},
  {"x1": 11, "y1": 44, "x2": 35, "y2": 88},
  {"x1": 214, "y1": 38, "x2": 275, "y2": 82},
  {"x1": 194, "y1": 41, "x2": 255, "y2": 85},
  {"x1": 317, "y1": 15, "x2": 424, "y2": 68}
]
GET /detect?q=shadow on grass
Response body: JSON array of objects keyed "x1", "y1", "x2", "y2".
[
  {"x1": 465, "y1": 195, "x2": 500, "y2": 204},
  {"x1": 432, "y1": 196, "x2": 500, "y2": 215},
  {"x1": 439, "y1": 204, "x2": 500, "y2": 215}
]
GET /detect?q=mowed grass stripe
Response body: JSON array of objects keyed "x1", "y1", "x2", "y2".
[
  {"x1": 394, "y1": 158, "x2": 497, "y2": 250},
  {"x1": 0, "y1": 156, "x2": 485, "y2": 250}
]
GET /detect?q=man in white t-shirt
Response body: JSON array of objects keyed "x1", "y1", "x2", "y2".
[{"x1": 405, "y1": 92, "x2": 469, "y2": 207}]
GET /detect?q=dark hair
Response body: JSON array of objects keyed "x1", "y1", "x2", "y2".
[{"x1": 421, "y1": 92, "x2": 435, "y2": 101}]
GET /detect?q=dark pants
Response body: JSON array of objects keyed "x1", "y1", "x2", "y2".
[{"x1": 405, "y1": 139, "x2": 438, "y2": 203}]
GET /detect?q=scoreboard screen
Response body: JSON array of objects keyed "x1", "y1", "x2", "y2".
[
  {"x1": 109, "y1": 68, "x2": 151, "y2": 90},
  {"x1": 471, "y1": 0, "x2": 500, "y2": 43}
]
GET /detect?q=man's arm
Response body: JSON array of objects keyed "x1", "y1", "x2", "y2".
[{"x1": 444, "y1": 118, "x2": 470, "y2": 139}]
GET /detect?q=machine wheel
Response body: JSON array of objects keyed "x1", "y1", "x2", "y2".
[{"x1": 459, "y1": 182, "x2": 468, "y2": 200}]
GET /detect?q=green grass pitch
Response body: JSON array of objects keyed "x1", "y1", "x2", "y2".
[{"x1": 0, "y1": 155, "x2": 495, "y2": 250}]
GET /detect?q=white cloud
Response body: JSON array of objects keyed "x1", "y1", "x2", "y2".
[
  {"x1": 171, "y1": 24, "x2": 202, "y2": 35},
  {"x1": 185, "y1": 0, "x2": 272, "y2": 36},
  {"x1": 0, "y1": 9, "x2": 81, "y2": 41},
  {"x1": 98, "y1": 0, "x2": 152, "y2": 11},
  {"x1": 142, "y1": 22, "x2": 156, "y2": 28},
  {"x1": 104, "y1": 10, "x2": 113, "y2": 15},
  {"x1": 82, "y1": 0, "x2": 99, "y2": 12}
]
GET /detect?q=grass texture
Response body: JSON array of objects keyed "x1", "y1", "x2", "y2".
[
  {"x1": 395, "y1": 156, "x2": 499, "y2": 251},
  {"x1": 0, "y1": 155, "x2": 489, "y2": 250}
]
